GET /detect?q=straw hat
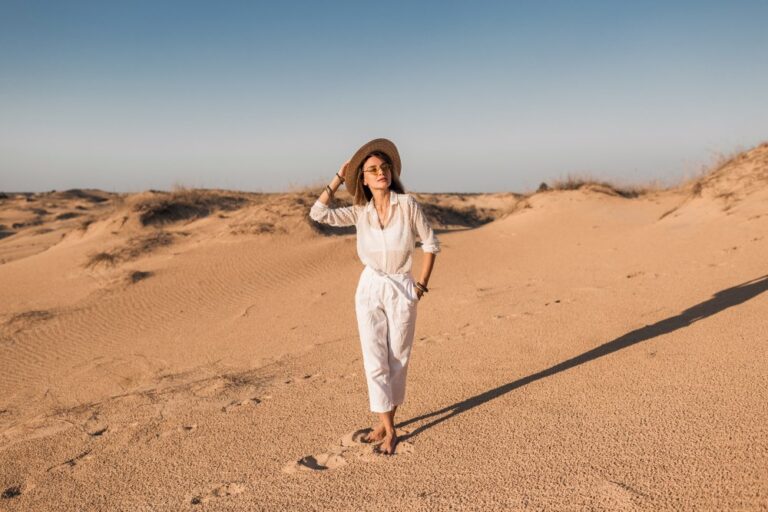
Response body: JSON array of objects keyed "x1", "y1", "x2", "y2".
[{"x1": 344, "y1": 138, "x2": 401, "y2": 194}]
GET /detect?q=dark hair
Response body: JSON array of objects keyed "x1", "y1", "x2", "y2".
[{"x1": 353, "y1": 151, "x2": 405, "y2": 206}]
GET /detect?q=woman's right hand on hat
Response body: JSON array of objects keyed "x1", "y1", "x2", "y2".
[{"x1": 338, "y1": 160, "x2": 350, "y2": 181}]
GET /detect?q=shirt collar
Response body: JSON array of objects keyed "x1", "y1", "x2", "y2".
[{"x1": 366, "y1": 191, "x2": 398, "y2": 212}]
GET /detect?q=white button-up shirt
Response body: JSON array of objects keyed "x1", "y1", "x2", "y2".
[{"x1": 309, "y1": 191, "x2": 440, "y2": 275}]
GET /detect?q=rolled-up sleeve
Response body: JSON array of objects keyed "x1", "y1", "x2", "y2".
[
  {"x1": 409, "y1": 197, "x2": 440, "y2": 254},
  {"x1": 309, "y1": 200, "x2": 358, "y2": 227}
]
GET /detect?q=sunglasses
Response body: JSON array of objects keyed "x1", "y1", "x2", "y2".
[{"x1": 361, "y1": 163, "x2": 393, "y2": 176}]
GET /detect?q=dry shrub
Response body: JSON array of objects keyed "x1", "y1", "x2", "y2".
[{"x1": 134, "y1": 187, "x2": 248, "y2": 226}]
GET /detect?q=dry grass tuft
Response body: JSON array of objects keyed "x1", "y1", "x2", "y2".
[
  {"x1": 134, "y1": 187, "x2": 249, "y2": 226},
  {"x1": 86, "y1": 252, "x2": 119, "y2": 267}
]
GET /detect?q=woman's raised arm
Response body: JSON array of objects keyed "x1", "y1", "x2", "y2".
[{"x1": 309, "y1": 160, "x2": 359, "y2": 227}]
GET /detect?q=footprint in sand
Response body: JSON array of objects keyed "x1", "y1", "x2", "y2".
[
  {"x1": 283, "y1": 427, "x2": 414, "y2": 473},
  {"x1": 158, "y1": 423, "x2": 197, "y2": 438},
  {"x1": 221, "y1": 397, "x2": 262, "y2": 413},
  {"x1": 417, "y1": 333, "x2": 453, "y2": 346},
  {"x1": 283, "y1": 373, "x2": 322, "y2": 385},
  {"x1": 189, "y1": 482, "x2": 246, "y2": 505},
  {"x1": 283, "y1": 452, "x2": 347, "y2": 473},
  {"x1": 87, "y1": 425, "x2": 108, "y2": 436},
  {"x1": 47, "y1": 449, "x2": 94, "y2": 473},
  {"x1": 2, "y1": 485, "x2": 22, "y2": 499},
  {"x1": 2, "y1": 481, "x2": 37, "y2": 500},
  {"x1": 83, "y1": 412, "x2": 109, "y2": 437}
]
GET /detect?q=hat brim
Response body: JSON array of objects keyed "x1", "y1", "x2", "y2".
[{"x1": 344, "y1": 138, "x2": 401, "y2": 194}]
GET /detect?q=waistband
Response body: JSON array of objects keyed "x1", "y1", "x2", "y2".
[{"x1": 362, "y1": 265, "x2": 413, "y2": 281}]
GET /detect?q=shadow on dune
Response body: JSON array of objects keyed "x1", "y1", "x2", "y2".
[{"x1": 398, "y1": 274, "x2": 768, "y2": 440}]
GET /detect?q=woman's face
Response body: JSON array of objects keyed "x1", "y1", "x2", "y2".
[{"x1": 361, "y1": 155, "x2": 392, "y2": 192}]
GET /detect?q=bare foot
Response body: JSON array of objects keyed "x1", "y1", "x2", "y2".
[
  {"x1": 379, "y1": 432, "x2": 398, "y2": 455},
  {"x1": 364, "y1": 424, "x2": 386, "y2": 443}
]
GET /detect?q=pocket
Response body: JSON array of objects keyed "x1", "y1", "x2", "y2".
[{"x1": 406, "y1": 279, "x2": 419, "y2": 305}]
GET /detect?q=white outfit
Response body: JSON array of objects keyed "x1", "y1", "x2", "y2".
[{"x1": 309, "y1": 191, "x2": 440, "y2": 412}]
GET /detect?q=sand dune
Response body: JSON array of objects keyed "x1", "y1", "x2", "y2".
[{"x1": 1, "y1": 144, "x2": 767, "y2": 510}]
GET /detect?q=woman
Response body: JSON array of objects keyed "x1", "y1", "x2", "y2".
[{"x1": 309, "y1": 138, "x2": 440, "y2": 455}]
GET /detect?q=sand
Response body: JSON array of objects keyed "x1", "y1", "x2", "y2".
[{"x1": 1, "y1": 144, "x2": 767, "y2": 511}]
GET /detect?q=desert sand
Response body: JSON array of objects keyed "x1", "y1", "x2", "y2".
[{"x1": 1, "y1": 144, "x2": 767, "y2": 511}]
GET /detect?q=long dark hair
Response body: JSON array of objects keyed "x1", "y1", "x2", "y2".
[{"x1": 353, "y1": 151, "x2": 406, "y2": 206}]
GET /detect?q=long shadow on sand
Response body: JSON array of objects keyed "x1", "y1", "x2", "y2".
[{"x1": 398, "y1": 274, "x2": 768, "y2": 440}]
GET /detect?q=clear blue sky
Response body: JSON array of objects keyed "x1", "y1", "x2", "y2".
[{"x1": 1, "y1": 0, "x2": 766, "y2": 193}]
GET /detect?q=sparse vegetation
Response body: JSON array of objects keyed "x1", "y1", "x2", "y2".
[
  {"x1": 86, "y1": 252, "x2": 119, "y2": 267},
  {"x1": 58, "y1": 189, "x2": 109, "y2": 203},
  {"x1": 11, "y1": 218, "x2": 44, "y2": 229},
  {"x1": 539, "y1": 174, "x2": 659, "y2": 198},
  {"x1": 230, "y1": 221, "x2": 283, "y2": 235},
  {"x1": 134, "y1": 187, "x2": 249, "y2": 226},
  {"x1": 55, "y1": 212, "x2": 81, "y2": 220},
  {"x1": 419, "y1": 202, "x2": 495, "y2": 228},
  {"x1": 127, "y1": 270, "x2": 153, "y2": 283},
  {"x1": 85, "y1": 231, "x2": 175, "y2": 268},
  {"x1": 5, "y1": 310, "x2": 54, "y2": 326}
]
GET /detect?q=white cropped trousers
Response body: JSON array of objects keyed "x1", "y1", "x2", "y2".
[{"x1": 355, "y1": 265, "x2": 419, "y2": 413}]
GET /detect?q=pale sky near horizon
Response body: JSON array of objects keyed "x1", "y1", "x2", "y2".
[{"x1": 1, "y1": 0, "x2": 767, "y2": 194}]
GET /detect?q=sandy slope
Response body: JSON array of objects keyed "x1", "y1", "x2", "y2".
[{"x1": 0, "y1": 145, "x2": 767, "y2": 511}]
